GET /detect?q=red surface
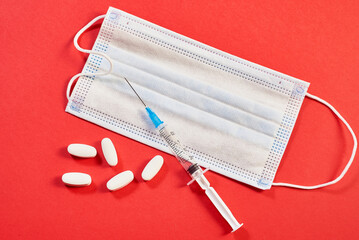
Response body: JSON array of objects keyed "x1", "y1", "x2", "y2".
[{"x1": 1, "y1": 1, "x2": 359, "y2": 239}]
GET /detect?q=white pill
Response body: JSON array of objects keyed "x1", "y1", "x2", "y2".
[
  {"x1": 101, "y1": 138, "x2": 118, "y2": 167},
  {"x1": 62, "y1": 172, "x2": 92, "y2": 187},
  {"x1": 106, "y1": 170, "x2": 134, "y2": 191},
  {"x1": 67, "y1": 144, "x2": 97, "y2": 158},
  {"x1": 142, "y1": 155, "x2": 164, "y2": 181}
]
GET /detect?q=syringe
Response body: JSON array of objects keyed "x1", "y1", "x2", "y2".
[{"x1": 124, "y1": 78, "x2": 243, "y2": 232}]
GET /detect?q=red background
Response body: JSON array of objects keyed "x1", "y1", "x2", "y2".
[{"x1": 1, "y1": 1, "x2": 359, "y2": 239}]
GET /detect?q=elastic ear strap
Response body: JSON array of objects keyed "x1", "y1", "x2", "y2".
[
  {"x1": 66, "y1": 15, "x2": 113, "y2": 100},
  {"x1": 272, "y1": 92, "x2": 357, "y2": 189}
]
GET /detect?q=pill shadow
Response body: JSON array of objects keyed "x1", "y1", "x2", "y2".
[
  {"x1": 93, "y1": 140, "x2": 110, "y2": 168},
  {"x1": 53, "y1": 176, "x2": 65, "y2": 188},
  {"x1": 102, "y1": 177, "x2": 139, "y2": 199},
  {"x1": 95, "y1": 139, "x2": 124, "y2": 171},
  {"x1": 136, "y1": 160, "x2": 168, "y2": 189},
  {"x1": 67, "y1": 183, "x2": 97, "y2": 194},
  {"x1": 53, "y1": 176, "x2": 96, "y2": 194},
  {"x1": 57, "y1": 147, "x2": 70, "y2": 158},
  {"x1": 72, "y1": 154, "x2": 102, "y2": 166},
  {"x1": 58, "y1": 146, "x2": 102, "y2": 166}
]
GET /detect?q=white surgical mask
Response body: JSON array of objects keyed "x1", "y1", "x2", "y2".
[{"x1": 66, "y1": 7, "x2": 357, "y2": 190}]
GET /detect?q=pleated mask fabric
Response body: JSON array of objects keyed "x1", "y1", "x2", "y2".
[{"x1": 66, "y1": 7, "x2": 311, "y2": 189}]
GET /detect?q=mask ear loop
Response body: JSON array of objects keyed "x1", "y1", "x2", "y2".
[
  {"x1": 272, "y1": 92, "x2": 357, "y2": 189},
  {"x1": 66, "y1": 15, "x2": 113, "y2": 100}
]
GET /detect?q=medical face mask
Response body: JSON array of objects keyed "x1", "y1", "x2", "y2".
[{"x1": 66, "y1": 7, "x2": 357, "y2": 190}]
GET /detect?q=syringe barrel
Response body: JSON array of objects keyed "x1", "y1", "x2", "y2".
[
  {"x1": 157, "y1": 123, "x2": 196, "y2": 172},
  {"x1": 145, "y1": 107, "x2": 194, "y2": 171}
]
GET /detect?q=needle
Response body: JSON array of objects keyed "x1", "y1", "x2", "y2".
[{"x1": 124, "y1": 77, "x2": 147, "y2": 107}]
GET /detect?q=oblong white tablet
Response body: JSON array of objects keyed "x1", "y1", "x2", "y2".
[
  {"x1": 62, "y1": 172, "x2": 92, "y2": 187},
  {"x1": 101, "y1": 138, "x2": 118, "y2": 167},
  {"x1": 142, "y1": 155, "x2": 164, "y2": 181},
  {"x1": 106, "y1": 170, "x2": 134, "y2": 191},
  {"x1": 67, "y1": 144, "x2": 97, "y2": 158}
]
